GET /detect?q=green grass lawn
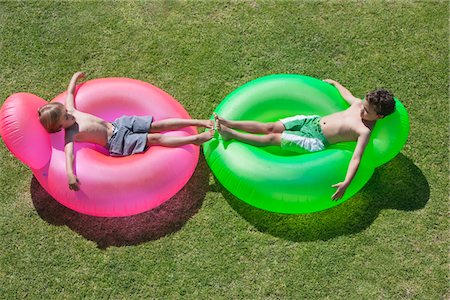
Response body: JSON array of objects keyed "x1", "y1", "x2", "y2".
[{"x1": 0, "y1": 1, "x2": 448, "y2": 299}]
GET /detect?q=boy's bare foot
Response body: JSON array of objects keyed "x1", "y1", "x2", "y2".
[
  {"x1": 213, "y1": 113, "x2": 231, "y2": 128},
  {"x1": 214, "y1": 113, "x2": 234, "y2": 141},
  {"x1": 213, "y1": 116, "x2": 234, "y2": 142},
  {"x1": 194, "y1": 130, "x2": 215, "y2": 145},
  {"x1": 198, "y1": 119, "x2": 214, "y2": 129},
  {"x1": 217, "y1": 125, "x2": 235, "y2": 141}
]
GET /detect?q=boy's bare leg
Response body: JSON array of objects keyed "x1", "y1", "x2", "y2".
[
  {"x1": 213, "y1": 113, "x2": 284, "y2": 134},
  {"x1": 150, "y1": 119, "x2": 214, "y2": 133},
  {"x1": 216, "y1": 121, "x2": 281, "y2": 147},
  {"x1": 147, "y1": 130, "x2": 215, "y2": 147}
]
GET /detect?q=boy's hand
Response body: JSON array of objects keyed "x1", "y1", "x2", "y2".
[
  {"x1": 331, "y1": 182, "x2": 349, "y2": 201},
  {"x1": 68, "y1": 173, "x2": 80, "y2": 191}
]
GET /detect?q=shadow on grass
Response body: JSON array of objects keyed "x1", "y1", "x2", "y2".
[
  {"x1": 211, "y1": 154, "x2": 429, "y2": 242},
  {"x1": 30, "y1": 156, "x2": 210, "y2": 249}
]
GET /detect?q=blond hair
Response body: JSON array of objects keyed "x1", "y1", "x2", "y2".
[{"x1": 38, "y1": 102, "x2": 65, "y2": 133}]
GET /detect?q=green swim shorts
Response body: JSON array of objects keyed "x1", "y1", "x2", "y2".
[{"x1": 280, "y1": 115, "x2": 328, "y2": 152}]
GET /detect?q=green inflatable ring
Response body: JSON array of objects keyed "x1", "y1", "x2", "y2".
[{"x1": 203, "y1": 74, "x2": 409, "y2": 214}]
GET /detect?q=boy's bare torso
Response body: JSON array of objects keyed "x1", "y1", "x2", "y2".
[
  {"x1": 66, "y1": 110, "x2": 114, "y2": 147},
  {"x1": 320, "y1": 101, "x2": 374, "y2": 144}
]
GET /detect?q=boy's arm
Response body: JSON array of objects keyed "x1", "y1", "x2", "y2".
[
  {"x1": 323, "y1": 79, "x2": 360, "y2": 105},
  {"x1": 65, "y1": 72, "x2": 86, "y2": 111},
  {"x1": 64, "y1": 132, "x2": 79, "y2": 191},
  {"x1": 331, "y1": 129, "x2": 370, "y2": 200}
]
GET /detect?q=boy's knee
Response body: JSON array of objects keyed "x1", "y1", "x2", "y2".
[
  {"x1": 147, "y1": 133, "x2": 162, "y2": 145},
  {"x1": 269, "y1": 121, "x2": 285, "y2": 133},
  {"x1": 266, "y1": 133, "x2": 281, "y2": 145},
  {"x1": 265, "y1": 123, "x2": 276, "y2": 133}
]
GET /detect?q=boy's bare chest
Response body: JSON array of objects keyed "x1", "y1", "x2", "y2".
[
  {"x1": 321, "y1": 110, "x2": 366, "y2": 142},
  {"x1": 72, "y1": 114, "x2": 111, "y2": 145}
]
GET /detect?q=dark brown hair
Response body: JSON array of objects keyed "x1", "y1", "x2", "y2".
[{"x1": 366, "y1": 89, "x2": 396, "y2": 116}]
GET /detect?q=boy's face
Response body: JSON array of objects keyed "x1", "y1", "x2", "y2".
[
  {"x1": 56, "y1": 108, "x2": 76, "y2": 131},
  {"x1": 361, "y1": 99, "x2": 383, "y2": 121}
]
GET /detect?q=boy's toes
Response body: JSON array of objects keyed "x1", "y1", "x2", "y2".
[
  {"x1": 213, "y1": 113, "x2": 222, "y2": 128},
  {"x1": 195, "y1": 130, "x2": 215, "y2": 145}
]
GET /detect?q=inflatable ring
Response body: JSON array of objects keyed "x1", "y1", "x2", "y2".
[
  {"x1": 203, "y1": 75, "x2": 409, "y2": 214},
  {"x1": 0, "y1": 78, "x2": 199, "y2": 217}
]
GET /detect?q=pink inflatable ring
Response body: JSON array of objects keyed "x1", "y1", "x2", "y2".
[{"x1": 0, "y1": 78, "x2": 199, "y2": 217}]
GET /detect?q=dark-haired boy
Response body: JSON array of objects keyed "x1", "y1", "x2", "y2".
[{"x1": 215, "y1": 79, "x2": 396, "y2": 200}]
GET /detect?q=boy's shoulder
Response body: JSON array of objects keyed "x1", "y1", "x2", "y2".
[
  {"x1": 342, "y1": 100, "x2": 363, "y2": 112},
  {"x1": 346, "y1": 103, "x2": 375, "y2": 134},
  {"x1": 350, "y1": 99, "x2": 363, "y2": 106},
  {"x1": 64, "y1": 124, "x2": 79, "y2": 140}
]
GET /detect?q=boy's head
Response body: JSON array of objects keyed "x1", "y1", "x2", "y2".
[
  {"x1": 364, "y1": 89, "x2": 396, "y2": 119},
  {"x1": 38, "y1": 103, "x2": 75, "y2": 133},
  {"x1": 361, "y1": 89, "x2": 395, "y2": 121}
]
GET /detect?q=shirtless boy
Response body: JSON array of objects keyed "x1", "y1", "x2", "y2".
[
  {"x1": 38, "y1": 72, "x2": 214, "y2": 190},
  {"x1": 214, "y1": 79, "x2": 396, "y2": 200}
]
